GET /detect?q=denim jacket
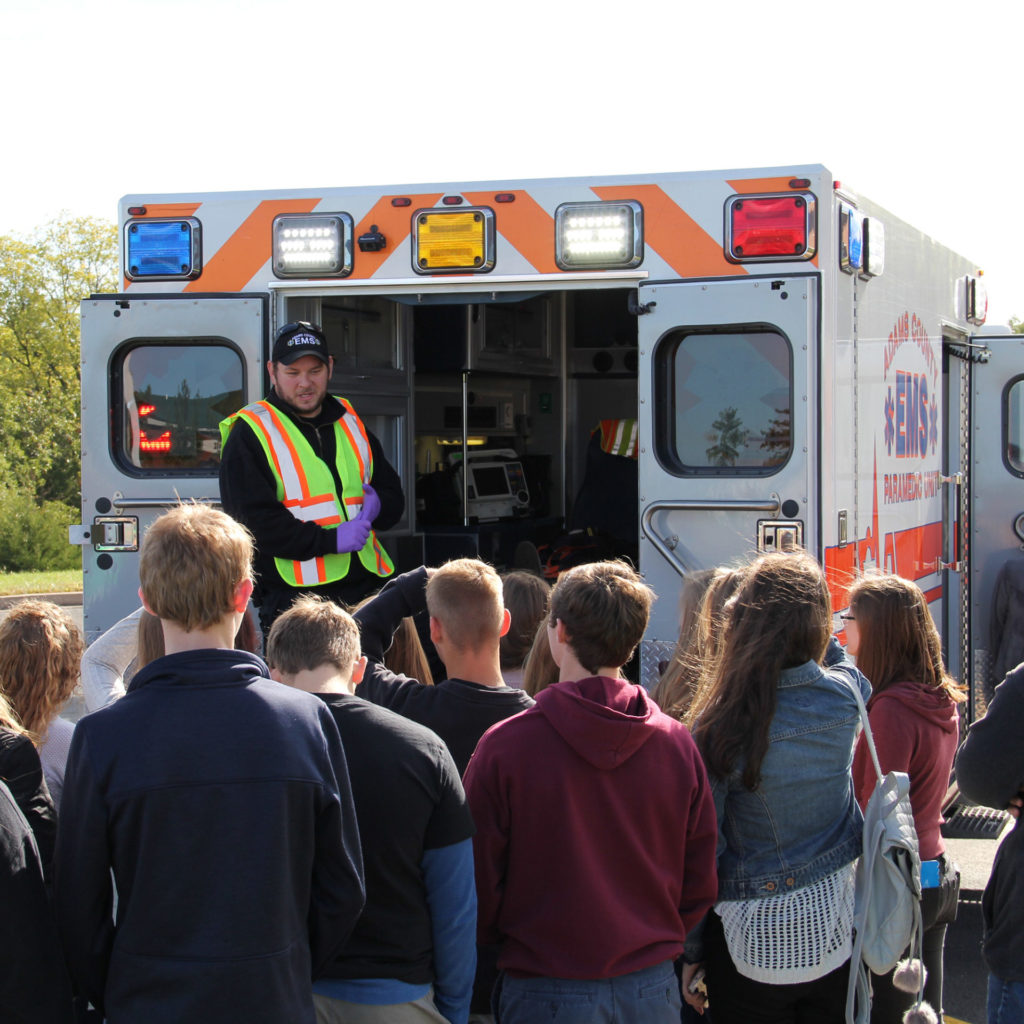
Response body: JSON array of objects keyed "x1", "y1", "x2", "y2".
[{"x1": 711, "y1": 640, "x2": 870, "y2": 901}]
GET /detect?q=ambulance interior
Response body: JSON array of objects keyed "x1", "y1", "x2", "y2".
[{"x1": 285, "y1": 287, "x2": 639, "y2": 573}]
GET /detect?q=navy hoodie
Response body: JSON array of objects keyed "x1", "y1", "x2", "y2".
[{"x1": 55, "y1": 649, "x2": 365, "y2": 1024}]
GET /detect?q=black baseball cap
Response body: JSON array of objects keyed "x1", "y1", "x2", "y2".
[{"x1": 272, "y1": 322, "x2": 330, "y2": 366}]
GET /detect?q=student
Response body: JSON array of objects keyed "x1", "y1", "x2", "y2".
[
  {"x1": 267, "y1": 596, "x2": 477, "y2": 1024},
  {"x1": 0, "y1": 779, "x2": 74, "y2": 1023},
  {"x1": 55, "y1": 503, "x2": 365, "y2": 1024},
  {"x1": 956, "y1": 662, "x2": 1024, "y2": 1023},
  {"x1": 354, "y1": 560, "x2": 534, "y2": 775},
  {"x1": 655, "y1": 567, "x2": 745, "y2": 722},
  {"x1": 498, "y1": 571, "x2": 550, "y2": 689},
  {"x1": 0, "y1": 600, "x2": 84, "y2": 808},
  {"x1": 683, "y1": 552, "x2": 869, "y2": 1022},
  {"x1": 846, "y1": 574, "x2": 964, "y2": 1020},
  {"x1": 0, "y1": 692, "x2": 56, "y2": 884},
  {"x1": 463, "y1": 560, "x2": 718, "y2": 1023}
]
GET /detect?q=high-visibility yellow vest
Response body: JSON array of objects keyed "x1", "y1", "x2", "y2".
[{"x1": 219, "y1": 398, "x2": 394, "y2": 587}]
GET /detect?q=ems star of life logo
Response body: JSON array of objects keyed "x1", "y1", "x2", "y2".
[{"x1": 881, "y1": 312, "x2": 940, "y2": 459}]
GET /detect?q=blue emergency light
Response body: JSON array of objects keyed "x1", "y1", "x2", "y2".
[
  {"x1": 839, "y1": 204, "x2": 863, "y2": 275},
  {"x1": 124, "y1": 218, "x2": 202, "y2": 281}
]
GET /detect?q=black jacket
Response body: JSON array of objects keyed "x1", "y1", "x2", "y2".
[
  {"x1": 0, "y1": 780, "x2": 73, "y2": 1023},
  {"x1": 0, "y1": 727, "x2": 56, "y2": 884},
  {"x1": 219, "y1": 390, "x2": 404, "y2": 606},
  {"x1": 956, "y1": 661, "x2": 1024, "y2": 983},
  {"x1": 55, "y1": 649, "x2": 365, "y2": 1023}
]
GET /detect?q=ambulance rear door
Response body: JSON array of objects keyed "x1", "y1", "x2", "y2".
[
  {"x1": 636, "y1": 275, "x2": 818, "y2": 683},
  {"x1": 75, "y1": 294, "x2": 267, "y2": 642},
  {"x1": 966, "y1": 329, "x2": 1024, "y2": 715}
]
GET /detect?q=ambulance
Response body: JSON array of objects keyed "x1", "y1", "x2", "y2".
[{"x1": 73, "y1": 164, "x2": 1024, "y2": 724}]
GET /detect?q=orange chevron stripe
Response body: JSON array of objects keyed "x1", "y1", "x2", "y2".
[
  {"x1": 185, "y1": 198, "x2": 320, "y2": 293},
  {"x1": 132, "y1": 203, "x2": 202, "y2": 218},
  {"x1": 462, "y1": 190, "x2": 559, "y2": 274},
  {"x1": 726, "y1": 176, "x2": 801, "y2": 194},
  {"x1": 350, "y1": 193, "x2": 444, "y2": 278},
  {"x1": 592, "y1": 184, "x2": 742, "y2": 278}
]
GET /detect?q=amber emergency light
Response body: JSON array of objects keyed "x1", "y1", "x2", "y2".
[{"x1": 413, "y1": 208, "x2": 495, "y2": 274}]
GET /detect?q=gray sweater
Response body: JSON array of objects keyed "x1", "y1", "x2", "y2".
[{"x1": 955, "y1": 662, "x2": 1024, "y2": 983}]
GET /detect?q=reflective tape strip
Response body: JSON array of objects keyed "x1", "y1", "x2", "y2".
[
  {"x1": 284, "y1": 496, "x2": 338, "y2": 523},
  {"x1": 292, "y1": 556, "x2": 328, "y2": 586},
  {"x1": 337, "y1": 397, "x2": 372, "y2": 484},
  {"x1": 244, "y1": 403, "x2": 310, "y2": 499}
]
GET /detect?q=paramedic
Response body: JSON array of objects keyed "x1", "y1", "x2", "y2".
[{"x1": 219, "y1": 322, "x2": 404, "y2": 636}]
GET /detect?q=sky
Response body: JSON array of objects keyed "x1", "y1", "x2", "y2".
[{"x1": 3, "y1": 0, "x2": 1022, "y2": 324}]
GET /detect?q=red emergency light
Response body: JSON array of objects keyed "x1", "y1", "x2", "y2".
[
  {"x1": 140, "y1": 430, "x2": 172, "y2": 453},
  {"x1": 726, "y1": 193, "x2": 816, "y2": 262}
]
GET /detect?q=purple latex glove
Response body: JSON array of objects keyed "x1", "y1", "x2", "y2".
[
  {"x1": 335, "y1": 517, "x2": 372, "y2": 554},
  {"x1": 356, "y1": 483, "x2": 381, "y2": 523}
]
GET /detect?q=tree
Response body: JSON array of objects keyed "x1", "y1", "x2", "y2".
[
  {"x1": 1009, "y1": 315, "x2": 1024, "y2": 334},
  {"x1": 0, "y1": 214, "x2": 118, "y2": 507},
  {"x1": 705, "y1": 406, "x2": 746, "y2": 467}
]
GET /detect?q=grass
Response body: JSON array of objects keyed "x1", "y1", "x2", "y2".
[{"x1": 0, "y1": 568, "x2": 83, "y2": 597}]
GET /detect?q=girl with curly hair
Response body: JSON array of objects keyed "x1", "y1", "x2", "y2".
[{"x1": 0, "y1": 600, "x2": 85, "y2": 809}]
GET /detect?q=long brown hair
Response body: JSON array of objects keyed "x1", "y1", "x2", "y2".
[
  {"x1": 0, "y1": 600, "x2": 84, "y2": 743},
  {"x1": 689, "y1": 552, "x2": 832, "y2": 790},
  {"x1": 848, "y1": 574, "x2": 965, "y2": 703},
  {"x1": 658, "y1": 567, "x2": 745, "y2": 720},
  {"x1": 522, "y1": 619, "x2": 559, "y2": 697}
]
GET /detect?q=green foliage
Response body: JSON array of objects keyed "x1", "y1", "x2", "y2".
[
  {"x1": 0, "y1": 214, "x2": 118, "y2": 509},
  {"x1": 0, "y1": 482, "x2": 81, "y2": 572},
  {"x1": 1010, "y1": 315, "x2": 1024, "y2": 334}
]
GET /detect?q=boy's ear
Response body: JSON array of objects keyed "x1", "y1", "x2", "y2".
[
  {"x1": 351, "y1": 655, "x2": 367, "y2": 686},
  {"x1": 138, "y1": 586, "x2": 155, "y2": 616},
  {"x1": 429, "y1": 616, "x2": 444, "y2": 645},
  {"x1": 499, "y1": 608, "x2": 511, "y2": 638},
  {"x1": 233, "y1": 578, "x2": 254, "y2": 614}
]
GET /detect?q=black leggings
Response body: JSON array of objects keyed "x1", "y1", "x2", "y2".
[
  {"x1": 868, "y1": 858, "x2": 960, "y2": 1021},
  {"x1": 703, "y1": 910, "x2": 850, "y2": 1024}
]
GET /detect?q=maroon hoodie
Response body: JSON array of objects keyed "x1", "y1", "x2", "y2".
[
  {"x1": 852, "y1": 680, "x2": 959, "y2": 860},
  {"x1": 464, "y1": 675, "x2": 718, "y2": 980}
]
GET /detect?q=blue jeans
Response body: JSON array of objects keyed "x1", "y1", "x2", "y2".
[
  {"x1": 496, "y1": 960, "x2": 681, "y2": 1024},
  {"x1": 989, "y1": 975, "x2": 1024, "y2": 1024}
]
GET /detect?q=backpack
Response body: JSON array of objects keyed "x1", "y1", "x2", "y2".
[{"x1": 844, "y1": 681, "x2": 935, "y2": 1024}]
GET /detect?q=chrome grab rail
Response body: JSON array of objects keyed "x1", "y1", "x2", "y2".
[{"x1": 641, "y1": 496, "x2": 782, "y2": 578}]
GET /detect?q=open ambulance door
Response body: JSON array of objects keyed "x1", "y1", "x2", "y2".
[
  {"x1": 960, "y1": 329, "x2": 1024, "y2": 721},
  {"x1": 635, "y1": 276, "x2": 818, "y2": 687},
  {"x1": 73, "y1": 294, "x2": 268, "y2": 643}
]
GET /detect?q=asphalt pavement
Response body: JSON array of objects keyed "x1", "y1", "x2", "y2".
[{"x1": 1, "y1": 594, "x2": 1009, "y2": 1023}]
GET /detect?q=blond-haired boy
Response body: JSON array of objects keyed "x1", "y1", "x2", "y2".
[
  {"x1": 56, "y1": 504, "x2": 365, "y2": 1024},
  {"x1": 354, "y1": 560, "x2": 534, "y2": 775}
]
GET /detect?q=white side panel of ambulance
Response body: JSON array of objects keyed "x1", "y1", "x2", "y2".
[{"x1": 76, "y1": 295, "x2": 267, "y2": 642}]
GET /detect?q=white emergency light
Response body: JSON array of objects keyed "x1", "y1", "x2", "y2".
[
  {"x1": 862, "y1": 217, "x2": 885, "y2": 278},
  {"x1": 966, "y1": 274, "x2": 988, "y2": 326},
  {"x1": 555, "y1": 201, "x2": 643, "y2": 270},
  {"x1": 272, "y1": 213, "x2": 353, "y2": 278}
]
